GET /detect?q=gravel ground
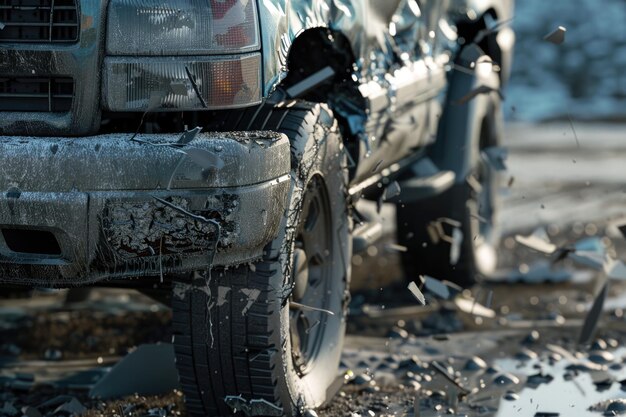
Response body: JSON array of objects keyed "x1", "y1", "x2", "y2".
[{"x1": 507, "y1": 0, "x2": 626, "y2": 121}]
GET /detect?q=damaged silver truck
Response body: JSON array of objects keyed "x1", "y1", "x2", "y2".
[{"x1": 0, "y1": 0, "x2": 513, "y2": 415}]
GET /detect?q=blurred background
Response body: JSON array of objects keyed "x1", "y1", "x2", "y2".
[{"x1": 507, "y1": 0, "x2": 626, "y2": 122}]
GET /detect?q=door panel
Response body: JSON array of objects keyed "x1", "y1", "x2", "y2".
[{"x1": 353, "y1": 0, "x2": 450, "y2": 185}]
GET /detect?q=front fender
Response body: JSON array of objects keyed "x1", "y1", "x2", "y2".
[{"x1": 257, "y1": 0, "x2": 369, "y2": 96}]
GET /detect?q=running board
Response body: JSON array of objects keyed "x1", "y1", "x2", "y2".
[{"x1": 394, "y1": 157, "x2": 455, "y2": 203}]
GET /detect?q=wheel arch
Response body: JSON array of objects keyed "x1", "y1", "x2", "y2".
[
  {"x1": 455, "y1": 0, "x2": 515, "y2": 86},
  {"x1": 277, "y1": 27, "x2": 366, "y2": 176}
]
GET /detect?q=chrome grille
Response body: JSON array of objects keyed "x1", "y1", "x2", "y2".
[{"x1": 0, "y1": 0, "x2": 79, "y2": 43}]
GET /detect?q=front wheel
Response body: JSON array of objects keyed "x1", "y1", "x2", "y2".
[{"x1": 172, "y1": 102, "x2": 351, "y2": 416}]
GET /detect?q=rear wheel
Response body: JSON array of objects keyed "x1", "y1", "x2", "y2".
[
  {"x1": 172, "y1": 102, "x2": 351, "y2": 416},
  {"x1": 397, "y1": 71, "x2": 502, "y2": 286}
]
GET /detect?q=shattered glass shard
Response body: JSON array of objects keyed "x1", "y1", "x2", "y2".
[
  {"x1": 385, "y1": 243, "x2": 408, "y2": 253},
  {"x1": 420, "y1": 275, "x2": 461, "y2": 300},
  {"x1": 543, "y1": 26, "x2": 566, "y2": 45},
  {"x1": 449, "y1": 227, "x2": 463, "y2": 265},
  {"x1": 383, "y1": 181, "x2": 402, "y2": 201},
  {"x1": 605, "y1": 259, "x2": 626, "y2": 281},
  {"x1": 454, "y1": 297, "x2": 496, "y2": 318},
  {"x1": 481, "y1": 147, "x2": 508, "y2": 172},
  {"x1": 579, "y1": 281, "x2": 609, "y2": 345},
  {"x1": 407, "y1": 281, "x2": 426, "y2": 305},
  {"x1": 514, "y1": 231, "x2": 557, "y2": 255},
  {"x1": 568, "y1": 251, "x2": 606, "y2": 271}
]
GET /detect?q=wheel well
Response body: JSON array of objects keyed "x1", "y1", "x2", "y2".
[
  {"x1": 280, "y1": 28, "x2": 365, "y2": 173},
  {"x1": 281, "y1": 28, "x2": 358, "y2": 100},
  {"x1": 456, "y1": 9, "x2": 504, "y2": 73}
]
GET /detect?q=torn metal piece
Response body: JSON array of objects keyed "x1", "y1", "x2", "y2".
[
  {"x1": 543, "y1": 26, "x2": 566, "y2": 45},
  {"x1": 223, "y1": 396, "x2": 283, "y2": 417},
  {"x1": 407, "y1": 281, "x2": 426, "y2": 305},
  {"x1": 286, "y1": 66, "x2": 335, "y2": 98},
  {"x1": 177, "y1": 126, "x2": 202, "y2": 146}
]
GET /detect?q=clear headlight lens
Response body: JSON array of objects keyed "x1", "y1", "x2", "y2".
[
  {"x1": 106, "y1": 0, "x2": 260, "y2": 55},
  {"x1": 103, "y1": 54, "x2": 262, "y2": 111}
]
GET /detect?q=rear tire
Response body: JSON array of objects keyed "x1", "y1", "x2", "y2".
[
  {"x1": 397, "y1": 71, "x2": 502, "y2": 287},
  {"x1": 172, "y1": 102, "x2": 351, "y2": 416}
]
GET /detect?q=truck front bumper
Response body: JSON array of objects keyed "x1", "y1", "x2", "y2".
[{"x1": 0, "y1": 131, "x2": 291, "y2": 286}]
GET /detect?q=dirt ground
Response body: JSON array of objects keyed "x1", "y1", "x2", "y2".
[{"x1": 1, "y1": 123, "x2": 626, "y2": 416}]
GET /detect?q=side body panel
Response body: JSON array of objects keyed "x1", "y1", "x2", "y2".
[
  {"x1": 257, "y1": 0, "x2": 514, "y2": 188},
  {"x1": 257, "y1": 0, "x2": 455, "y2": 185}
]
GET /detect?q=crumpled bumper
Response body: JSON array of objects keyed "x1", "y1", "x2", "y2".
[{"x1": 0, "y1": 131, "x2": 291, "y2": 286}]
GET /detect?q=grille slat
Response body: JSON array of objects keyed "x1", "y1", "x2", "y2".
[
  {"x1": 0, "y1": 77, "x2": 74, "y2": 112},
  {"x1": 0, "y1": 0, "x2": 78, "y2": 43}
]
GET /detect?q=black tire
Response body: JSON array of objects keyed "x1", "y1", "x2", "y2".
[
  {"x1": 397, "y1": 71, "x2": 502, "y2": 287},
  {"x1": 172, "y1": 102, "x2": 351, "y2": 416}
]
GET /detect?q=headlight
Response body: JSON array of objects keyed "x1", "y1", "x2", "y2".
[
  {"x1": 103, "y1": 54, "x2": 262, "y2": 111},
  {"x1": 106, "y1": 0, "x2": 260, "y2": 55}
]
